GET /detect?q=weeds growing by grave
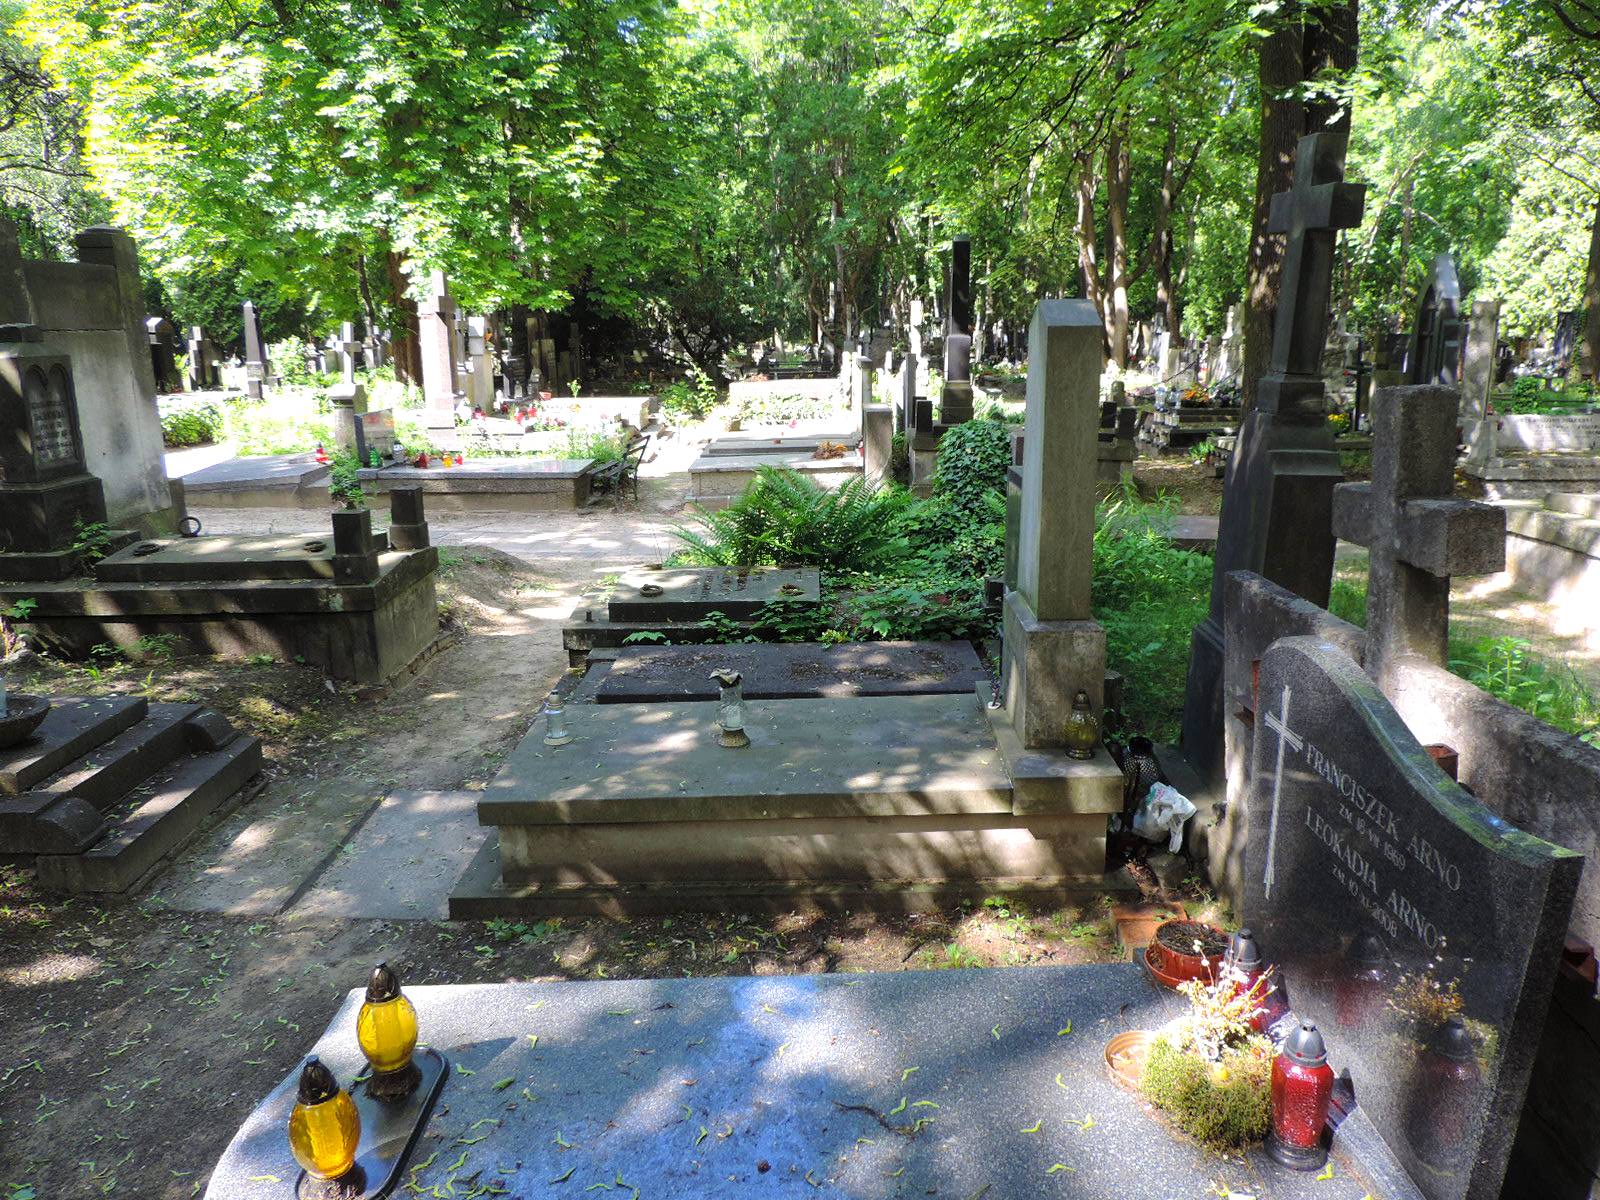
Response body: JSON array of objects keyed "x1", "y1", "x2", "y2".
[
  {"x1": 70, "y1": 519, "x2": 118, "y2": 567},
  {"x1": 157, "y1": 395, "x2": 226, "y2": 446}
]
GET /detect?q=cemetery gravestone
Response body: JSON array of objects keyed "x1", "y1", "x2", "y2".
[
  {"x1": 1181, "y1": 132, "x2": 1361, "y2": 778},
  {"x1": 1244, "y1": 635, "x2": 1580, "y2": 1200},
  {"x1": 145, "y1": 317, "x2": 180, "y2": 393},
  {"x1": 417, "y1": 271, "x2": 460, "y2": 431},
  {"x1": 940, "y1": 234, "x2": 975, "y2": 425},
  {"x1": 329, "y1": 321, "x2": 368, "y2": 454},
  {"x1": 1405, "y1": 254, "x2": 1465, "y2": 387},
  {"x1": 185, "y1": 325, "x2": 220, "y2": 390},
  {"x1": 1459, "y1": 301, "x2": 1499, "y2": 466},
  {"x1": 241, "y1": 300, "x2": 268, "y2": 399}
]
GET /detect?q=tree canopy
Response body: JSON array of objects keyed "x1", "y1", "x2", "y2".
[{"x1": 7, "y1": 0, "x2": 1598, "y2": 379}]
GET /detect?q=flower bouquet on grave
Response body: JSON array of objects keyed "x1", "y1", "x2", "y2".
[{"x1": 1138, "y1": 970, "x2": 1275, "y2": 1150}]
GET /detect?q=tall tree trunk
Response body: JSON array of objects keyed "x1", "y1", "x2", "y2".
[
  {"x1": 1105, "y1": 126, "x2": 1132, "y2": 368},
  {"x1": 1075, "y1": 160, "x2": 1105, "y2": 330},
  {"x1": 1583, "y1": 189, "x2": 1600, "y2": 381},
  {"x1": 1153, "y1": 124, "x2": 1182, "y2": 343},
  {"x1": 1241, "y1": 5, "x2": 1305, "y2": 410},
  {"x1": 384, "y1": 250, "x2": 421, "y2": 386},
  {"x1": 1302, "y1": 0, "x2": 1359, "y2": 137}
]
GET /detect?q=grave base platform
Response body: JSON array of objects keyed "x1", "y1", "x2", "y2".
[
  {"x1": 689, "y1": 451, "x2": 859, "y2": 507},
  {"x1": 0, "y1": 695, "x2": 263, "y2": 894},
  {"x1": 0, "y1": 547, "x2": 441, "y2": 685},
  {"x1": 358, "y1": 457, "x2": 595, "y2": 511},
  {"x1": 1461, "y1": 453, "x2": 1600, "y2": 500},
  {"x1": 0, "y1": 529, "x2": 139, "y2": 582},
  {"x1": 204, "y1": 971, "x2": 1406, "y2": 1200},
  {"x1": 179, "y1": 453, "x2": 333, "y2": 509}
]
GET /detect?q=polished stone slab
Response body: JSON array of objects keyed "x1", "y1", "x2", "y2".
[
  {"x1": 609, "y1": 566, "x2": 819, "y2": 622},
  {"x1": 1244, "y1": 636, "x2": 1581, "y2": 1200},
  {"x1": 203, "y1": 968, "x2": 1393, "y2": 1200},
  {"x1": 595, "y1": 640, "x2": 988, "y2": 703},
  {"x1": 479, "y1": 692, "x2": 1009, "y2": 825}
]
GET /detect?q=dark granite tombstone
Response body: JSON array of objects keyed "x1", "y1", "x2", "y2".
[
  {"x1": 1244, "y1": 635, "x2": 1580, "y2": 1200},
  {"x1": 1404, "y1": 254, "x2": 1464, "y2": 386},
  {"x1": 145, "y1": 316, "x2": 180, "y2": 393},
  {"x1": 241, "y1": 300, "x2": 268, "y2": 399},
  {"x1": 184, "y1": 325, "x2": 220, "y2": 390},
  {"x1": 1552, "y1": 309, "x2": 1580, "y2": 373},
  {"x1": 1180, "y1": 132, "x2": 1363, "y2": 778},
  {"x1": 0, "y1": 325, "x2": 114, "y2": 578},
  {"x1": 940, "y1": 234, "x2": 975, "y2": 424}
]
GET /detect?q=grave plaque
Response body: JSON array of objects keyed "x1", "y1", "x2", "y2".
[
  {"x1": 29, "y1": 365, "x2": 77, "y2": 468},
  {"x1": 1244, "y1": 636, "x2": 1581, "y2": 1200}
]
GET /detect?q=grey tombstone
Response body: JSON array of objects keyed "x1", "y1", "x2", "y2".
[
  {"x1": 1330, "y1": 385, "x2": 1505, "y2": 696},
  {"x1": 1405, "y1": 254, "x2": 1465, "y2": 386},
  {"x1": 940, "y1": 235, "x2": 975, "y2": 425},
  {"x1": 1001, "y1": 299, "x2": 1105, "y2": 747},
  {"x1": 417, "y1": 271, "x2": 459, "y2": 429},
  {"x1": 1244, "y1": 634, "x2": 1580, "y2": 1200},
  {"x1": 1459, "y1": 300, "x2": 1499, "y2": 464},
  {"x1": 465, "y1": 315, "x2": 493, "y2": 411},
  {"x1": 184, "y1": 325, "x2": 219, "y2": 390},
  {"x1": 145, "y1": 317, "x2": 180, "y2": 393},
  {"x1": 329, "y1": 321, "x2": 368, "y2": 455},
  {"x1": 1180, "y1": 132, "x2": 1363, "y2": 778},
  {"x1": 241, "y1": 301, "x2": 268, "y2": 399}
]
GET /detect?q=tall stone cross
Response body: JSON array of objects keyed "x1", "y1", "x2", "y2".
[
  {"x1": 1258, "y1": 133, "x2": 1366, "y2": 409},
  {"x1": 1180, "y1": 132, "x2": 1364, "y2": 779},
  {"x1": 1404, "y1": 253, "x2": 1464, "y2": 386},
  {"x1": 417, "y1": 271, "x2": 460, "y2": 426},
  {"x1": 339, "y1": 320, "x2": 360, "y2": 387},
  {"x1": 1331, "y1": 384, "x2": 1506, "y2": 695}
]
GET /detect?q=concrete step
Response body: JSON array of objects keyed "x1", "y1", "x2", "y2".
[
  {"x1": 33, "y1": 735, "x2": 264, "y2": 894},
  {"x1": 28, "y1": 703, "x2": 202, "y2": 813},
  {"x1": 0, "y1": 697, "x2": 147, "y2": 795},
  {"x1": 1546, "y1": 491, "x2": 1600, "y2": 519}
]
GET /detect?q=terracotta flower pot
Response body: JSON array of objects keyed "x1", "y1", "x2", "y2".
[
  {"x1": 1144, "y1": 919, "x2": 1229, "y2": 988},
  {"x1": 1104, "y1": 1030, "x2": 1156, "y2": 1092}
]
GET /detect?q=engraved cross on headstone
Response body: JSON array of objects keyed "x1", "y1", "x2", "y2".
[
  {"x1": 1261, "y1": 683, "x2": 1303, "y2": 900},
  {"x1": 1259, "y1": 134, "x2": 1366, "y2": 409},
  {"x1": 1331, "y1": 385, "x2": 1507, "y2": 694}
]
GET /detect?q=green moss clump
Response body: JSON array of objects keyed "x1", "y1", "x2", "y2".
[{"x1": 1140, "y1": 1035, "x2": 1271, "y2": 1150}]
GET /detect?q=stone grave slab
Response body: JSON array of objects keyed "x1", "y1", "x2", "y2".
[
  {"x1": 594, "y1": 640, "x2": 987, "y2": 703},
  {"x1": 358, "y1": 457, "x2": 595, "y2": 511},
  {"x1": 688, "y1": 452, "x2": 861, "y2": 505},
  {"x1": 0, "y1": 696, "x2": 146, "y2": 796},
  {"x1": 179, "y1": 452, "x2": 331, "y2": 509},
  {"x1": 609, "y1": 566, "x2": 820, "y2": 622},
  {"x1": 1244, "y1": 636, "x2": 1581, "y2": 1200},
  {"x1": 95, "y1": 533, "x2": 354, "y2": 583},
  {"x1": 204, "y1": 968, "x2": 1389, "y2": 1200}
]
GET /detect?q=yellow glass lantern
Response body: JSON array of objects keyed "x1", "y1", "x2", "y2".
[
  {"x1": 357, "y1": 962, "x2": 420, "y2": 1098},
  {"x1": 1063, "y1": 690, "x2": 1100, "y2": 760},
  {"x1": 287, "y1": 1056, "x2": 361, "y2": 1180}
]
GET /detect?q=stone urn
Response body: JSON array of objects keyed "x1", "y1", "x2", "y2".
[{"x1": 0, "y1": 694, "x2": 51, "y2": 749}]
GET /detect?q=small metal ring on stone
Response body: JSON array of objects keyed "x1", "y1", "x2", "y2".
[
  {"x1": 178, "y1": 516, "x2": 203, "y2": 538},
  {"x1": 303, "y1": 540, "x2": 328, "y2": 553},
  {"x1": 638, "y1": 583, "x2": 665, "y2": 597},
  {"x1": 132, "y1": 542, "x2": 162, "y2": 557}
]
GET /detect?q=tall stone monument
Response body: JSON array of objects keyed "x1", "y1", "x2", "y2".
[
  {"x1": 241, "y1": 301, "x2": 268, "y2": 400},
  {"x1": 1180, "y1": 132, "x2": 1364, "y2": 778},
  {"x1": 329, "y1": 321, "x2": 368, "y2": 455},
  {"x1": 940, "y1": 235, "x2": 975, "y2": 425},
  {"x1": 1001, "y1": 300, "x2": 1107, "y2": 746},
  {"x1": 417, "y1": 271, "x2": 460, "y2": 432},
  {"x1": 1459, "y1": 299, "x2": 1500, "y2": 465},
  {"x1": 1405, "y1": 253, "x2": 1465, "y2": 386}
]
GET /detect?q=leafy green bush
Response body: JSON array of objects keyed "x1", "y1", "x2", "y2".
[
  {"x1": 158, "y1": 397, "x2": 226, "y2": 447},
  {"x1": 934, "y1": 416, "x2": 1012, "y2": 520},
  {"x1": 328, "y1": 450, "x2": 364, "y2": 508},
  {"x1": 565, "y1": 429, "x2": 625, "y2": 463},
  {"x1": 660, "y1": 369, "x2": 719, "y2": 421},
  {"x1": 673, "y1": 468, "x2": 915, "y2": 572},
  {"x1": 225, "y1": 398, "x2": 335, "y2": 455},
  {"x1": 735, "y1": 391, "x2": 837, "y2": 424},
  {"x1": 1498, "y1": 376, "x2": 1598, "y2": 414}
]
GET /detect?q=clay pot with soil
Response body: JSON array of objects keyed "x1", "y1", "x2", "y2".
[{"x1": 1145, "y1": 919, "x2": 1229, "y2": 988}]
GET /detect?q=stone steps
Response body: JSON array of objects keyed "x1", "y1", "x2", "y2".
[
  {"x1": 0, "y1": 696, "x2": 264, "y2": 894},
  {"x1": 34, "y1": 736, "x2": 263, "y2": 894},
  {"x1": 1493, "y1": 491, "x2": 1600, "y2": 628}
]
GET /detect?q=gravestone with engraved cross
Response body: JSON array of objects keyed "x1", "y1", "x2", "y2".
[
  {"x1": 1180, "y1": 132, "x2": 1365, "y2": 778},
  {"x1": 1244, "y1": 634, "x2": 1580, "y2": 1200},
  {"x1": 0, "y1": 324, "x2": 112, "y2": 576},
  {"x1": 1331, "y1": 384, "x2": 1505, "y2": 696},
  {"x1": 1405, "y1": 254, "x2": 1465, "y2": 387}
]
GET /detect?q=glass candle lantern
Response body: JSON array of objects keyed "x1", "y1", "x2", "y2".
[
  {"x1": 287, "y1": 1056, "x2": 361, "y2": 1180},
  {"x1": 710, "y1": 669, "x2": 750, "y2": 748},
  {"x1": 1267, "y1": 1022, "x2": 1334, "y2": 1170},
  {"x1": 1062, "y1": 690, "x2": 1099, "y2": 760},
  {"x1": 543, "y1": 695, "x2": 572, "y2": 746},
  {"x1": 357, "y1": 962, "x2": 420, "y2": 1100}
]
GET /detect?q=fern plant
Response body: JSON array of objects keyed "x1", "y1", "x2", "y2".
[{"x1": 672, "y1": 467, "x2": 915, "y2": 572}]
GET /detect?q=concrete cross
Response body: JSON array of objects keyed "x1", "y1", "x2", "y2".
[
  {"x1": 1261, "y1": 683, "x2": 1303, "y2": 901},
  {"x1": 1264, "y1": 134, "x2": 1366, "y2": 386},
  {"x1": 338, "y1": 321, "x2": 360, "y2": 386},
  {"x1": 1331, "y1": 384, "x2": 1506, "y2": 695}
]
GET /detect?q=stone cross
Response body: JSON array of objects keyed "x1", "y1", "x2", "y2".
[
  {"x1": 1404, "y1": 253, "x2": 1464, "y2": 386},
  {"x1": 417, "y1": 271, "x2": 459, "y2": 426},
  {"x1": 1260, "y1": 683, "x2": 1303, "y2": 901},
  {"x1": 1259, "y1": 134, "x2": 1366, "y2": 407},
  {"x1": 1460, "y1": 299, "x2": 1500, "y2": 464},
  {"x1": 1331, "y1": 384, "x2": 1506, "y2": 694},
  {"x1": 241, "y1": 301, "x2": 267, "y2": 399},
  {"x1": 339, "y1": 321, "x2": 360, "y2": 386}
]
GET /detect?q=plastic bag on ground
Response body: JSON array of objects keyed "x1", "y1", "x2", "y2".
[{"x1": 1129, "y1": 782, "x2": 1196, "y2": 853}]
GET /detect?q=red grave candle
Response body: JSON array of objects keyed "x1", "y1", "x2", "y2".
[{"x1": 1267, "y1": 1021, "x2": 1334, "y2": 1170}]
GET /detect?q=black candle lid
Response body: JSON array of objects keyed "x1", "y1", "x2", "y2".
[
  {"x1": 297, "y1": 1056, "x2": 340, "y2": 1105},
  {"x1": 1282, "y1": 1021, "x2": 1328, "y2": 1068},
  {"x1": 366, "y1": 961, "x2": 402, "y2": 1003}
]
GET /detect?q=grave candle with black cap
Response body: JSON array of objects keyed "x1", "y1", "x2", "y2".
[{"x1": 1267, "y1": 1021, "x2": 1334, "y2": 1170}]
